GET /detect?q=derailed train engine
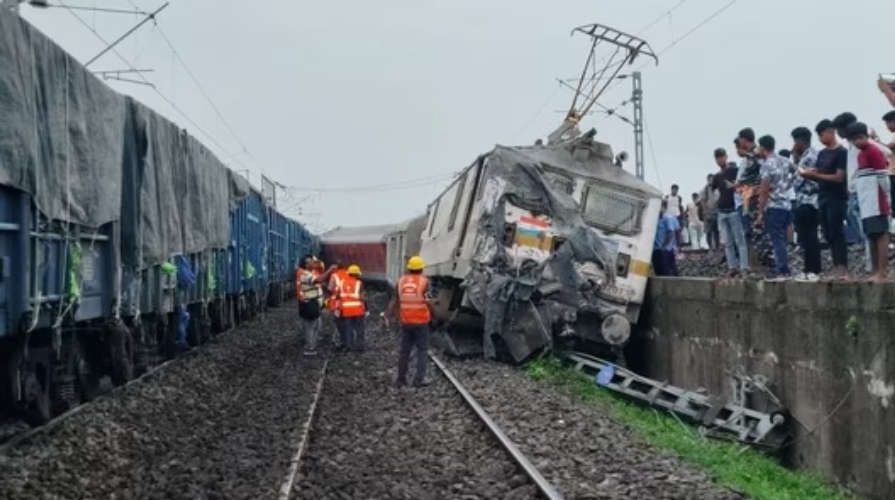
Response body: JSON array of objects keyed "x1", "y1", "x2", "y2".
[{"x1": 419, "y1": 133, "x2": 661, "y2": 363}]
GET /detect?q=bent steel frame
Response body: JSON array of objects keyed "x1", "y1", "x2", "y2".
[
  {"x1": 567, "y1": 23, "x2": 658, "y2": 121},
  {"x1": 551, "y1": 23, "x2": 657, "y2": 145},
  {"x1": 565, "y1": 351, "x2": 790, "y2": 451}
]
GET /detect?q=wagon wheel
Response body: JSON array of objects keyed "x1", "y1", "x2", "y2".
[
  {"x1": 75, "y1": 336, "x2": 102, "y2": 402},
  {"x1": 200, "y1": 304, "x2": 212, "y2": 342},
  {"x1": 187, "y1": 305, "x2": 202, "y2": 347},
  {"x1": 51, "y1": 334, "x2": 94, "y2": 413},
  {"x1": 7, "y1": 348, "x2": 52, "y2": 426},
  {"x1": 109, "y1": 322, "x2": 134, "y2": 386},
  {"x1": 132, "y1": 321, "x2": 151, "y2": 377}
]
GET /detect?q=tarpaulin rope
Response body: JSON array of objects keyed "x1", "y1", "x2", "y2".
[
  {"x1": 66, "y1": 241, "x2": 82, "y2": 302},
  {"x1": 207, "y1": 257, "x2": 216, "y2": 294},
  {"x1": 25, "y1": 27, "x2": 42, "y2": 336}
]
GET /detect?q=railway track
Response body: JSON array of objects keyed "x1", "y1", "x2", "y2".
[
  {"x1": 0, "y1": 294, "x2": 737, "y2": 499},
  {"x1": 0, "y1": 341, "x2": 200, "y2": 452},
  {"x1": 286, "y1": 339, "x2": 563, "y2": 499},
  {"x1": 429, "y1": 352, "x2": 564, "y2": 500},
  {"x1": 0, "y1": 306, "x2": 329, "y2": 499}
]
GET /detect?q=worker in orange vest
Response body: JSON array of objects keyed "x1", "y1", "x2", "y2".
[
  {"x1": 384, "y1": 256, "x2": 432, "y2": 387},
  {"x1": 296, "y1": 255, "x2": 324, "y2": 356},
  {"x1": 320, "y1": 260, "x2": 349, "y2": 348},
  {"x1": 337, "y1": 264, "x2": 367, "y2": 352}
]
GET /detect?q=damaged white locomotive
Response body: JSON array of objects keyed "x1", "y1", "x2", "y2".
[{"x1": 419, "y1": 132, "x2": 662, "y2": 363}]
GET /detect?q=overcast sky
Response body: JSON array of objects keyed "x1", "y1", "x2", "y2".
[{"x1": 20, "y1": 0, "x2": 895, "y2": 232}]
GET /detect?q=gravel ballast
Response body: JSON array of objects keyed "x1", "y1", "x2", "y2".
[
  {"x1": 292, "y1": 294, "x2": 538, "y2": 500},
  {"x1": 0, "y1": 288, "x2": 748, "y2": 499},
  {"x1": 444, "y1": 358, "x2": 742, "y2": 499},
  {"x1": 0, "y1": 306, "x2": 325, "y2": 500}
]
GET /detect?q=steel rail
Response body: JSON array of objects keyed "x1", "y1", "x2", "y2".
[
  {"x1": 0, "y1": 350, "x2": 188, "y2": 453},
  {"x1": 277, "y1": 358, "x2": 329, "y2": 500},
  {"x1": 429, "y1": 352, "x2": 565, "y2": 500},
  {"x1": 0, "y1": 314, "x2": 245, "y2": 453}
]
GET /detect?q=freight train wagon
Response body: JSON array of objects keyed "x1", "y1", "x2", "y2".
[
  {"x1": 0, "y1": 13, "x2": 314, "y2": 425},
  {"x1": 418, "y1": 133, "x2": 662, "y2": 363},
  {"x1": 267, "y1": 212, "x2": 319, "y2": 307},
  {"x1": 320, "y1": 217, "x2": 425, "y2": 286}
]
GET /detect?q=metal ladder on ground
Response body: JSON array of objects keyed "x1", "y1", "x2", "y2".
[{"x1": 564, "y1": 352, "x2": 789, "y2": 450}]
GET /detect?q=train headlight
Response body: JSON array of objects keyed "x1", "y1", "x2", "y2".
[{"x1": 601, "y1": 313, "x2": 631, "y2": 345}]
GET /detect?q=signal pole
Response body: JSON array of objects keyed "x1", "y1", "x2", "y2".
[{"x1": 631, "y1": 71, "x2": 645, "y2": 180}]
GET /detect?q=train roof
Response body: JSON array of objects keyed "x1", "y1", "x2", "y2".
[
  {"x1": 320, "y1": 224, "x2": 404, "y2": 244},
  {"x1": 492, "y1": 135, "x2": 663, "y2": 199},
  {"x1": 322, "y1": 215, "x2": 427, "y2": 244}
]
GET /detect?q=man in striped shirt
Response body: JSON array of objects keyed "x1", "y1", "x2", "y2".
[{"x1": 790, "y1": 127, "x2": 821, "y2": 279}]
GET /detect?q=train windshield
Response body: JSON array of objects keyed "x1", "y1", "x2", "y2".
[{"x1": 582, "y1": 184, "x2": 644, "y2": 235}]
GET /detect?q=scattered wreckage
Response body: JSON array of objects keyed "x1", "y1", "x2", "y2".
[
  {"x1": 566, "y1": 352, "x2": 791, "y2": 451},
  {"x1": 419, "y1": 131, "x2": 662, "y2": 362},
  {"x1": 420, "y1": 23, "x2": 662, "y2": 363}
]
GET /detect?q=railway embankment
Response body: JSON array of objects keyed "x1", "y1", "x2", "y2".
[{"x1": 631, "y1": 277, "x2": 895, "y2": 499}]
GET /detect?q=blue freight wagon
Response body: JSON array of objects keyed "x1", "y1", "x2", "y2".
[
  {"x1": 0, "y1": 185, "x2": 127, "y2": 423},
  {"x1": 227, "y1": 190, "x2": 270, "y2": 325},
  {"x1": 267, "y1": 207, "x2": 290, "y2": 307},
  {"x1": 0, "y1": 13, "x2": 315, "y2": 425}
]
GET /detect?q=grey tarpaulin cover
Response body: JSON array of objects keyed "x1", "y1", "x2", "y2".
[
  {"x1": 0, "y1": 12, "x2": 251, "y2": 270},
  {"x1": 458, "y1": 135, "x2": 659, "y2": 361},
  {"x1": 0, "y1": 12, "x2": 125, "y2": 228},
  {"x1": 120, "y1": 98, "x2": 249, "y2": 268}
]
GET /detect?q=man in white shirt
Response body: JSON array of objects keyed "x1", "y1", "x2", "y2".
[
  {"x1": 833, "y1": 112, "x2": 893, "y2": 271},
  {"x1": 664, "y1": 184, "x2": 684, "y2": 246},
  {"x1": 664, "y1": 185, "x2": 683, "y2": 218},
  {"x1": 686, "y1": 193, "x2": 705, "y2": 249}
]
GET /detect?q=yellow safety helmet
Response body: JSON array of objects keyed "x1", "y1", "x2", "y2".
[
  {"x1": 347, "y1": 264, "x2": 362, "y2": 276},
  {"x1": 407, "y1": 256, "x2": 425, "y2": 271}
]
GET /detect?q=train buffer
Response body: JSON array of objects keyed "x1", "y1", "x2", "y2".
[{"x1": 564, "y1": 351, "x2": 790, "y2": 451}]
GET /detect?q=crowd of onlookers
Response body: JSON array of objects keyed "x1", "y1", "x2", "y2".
[{"x1": 653, "y1": 78, "x2": 895, "y2": 282}]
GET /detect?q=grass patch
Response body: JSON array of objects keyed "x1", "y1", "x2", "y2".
[{"x1": 526, "y1": 357, "x2": 852, "y2": 500}]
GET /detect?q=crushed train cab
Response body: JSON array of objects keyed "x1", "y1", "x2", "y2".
[{"x1": 419, "y1": 133, "x2": 661, "y2": 363}]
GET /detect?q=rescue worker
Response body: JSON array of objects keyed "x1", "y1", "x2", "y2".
[
  {"x1": 384, "y1": 256, "x2": 432, "y2": 387},
  {"x1": 296, "y1": 255, "x2": 324, "y2": 356},
  {"x1": 337, "y1": 264, "x2": 366, "y2": 352},
  {"x1": 319, "y1": 260, "x2": 348, "y2": 347}
]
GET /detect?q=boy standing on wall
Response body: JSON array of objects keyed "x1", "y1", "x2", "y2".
[
  {"x1": 847, "y1": 122, "x2": 891, "y2": 282},
  {"x1": 756, "y1": 135, "x2": 795, "y2": 277}
]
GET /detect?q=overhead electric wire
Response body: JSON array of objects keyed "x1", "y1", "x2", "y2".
[
  {"x1": 286, "y1": 171, "x2": 458, "y2": 194},
  {"x1": 644, "y1": 121, "x2": 664, "y2": 190},
  {"x1": 512, "y1": 84, "x2": 563, "y2": 142},
  {"x1": 152, "y1": 22, "x2": 257, "y2": 165},
  {"x1": 637, "y1": 0, "x2": 688, "y2": 37},
  {"x1": 58, "y1": 0, "x2": 251, "y2": 174},
  {"x1": 582, "y1": 0, "x2": 689, "y2": 84},
  {"x1": 597, "y1": 0, "x2": 738, "y2": 122},
  {"x1": 654, "y1": 0, "x2": 736, "y2": 59},
  {"x1": 524, "y1": 0, "x2": 689, "y2": 138}
]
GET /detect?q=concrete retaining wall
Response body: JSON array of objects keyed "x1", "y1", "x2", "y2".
[{"x1": 630, "y1": 278, "x2": 895, "y2": 499}]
